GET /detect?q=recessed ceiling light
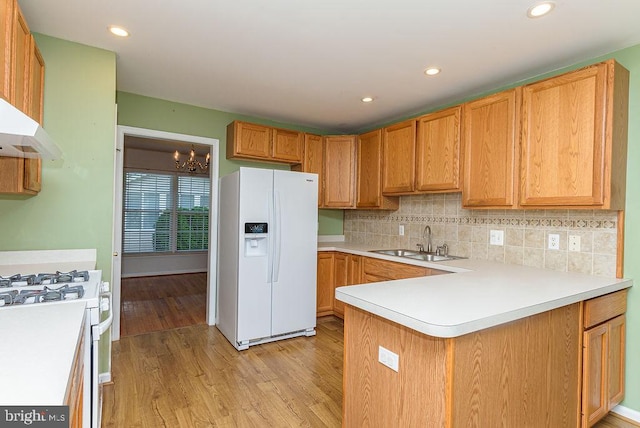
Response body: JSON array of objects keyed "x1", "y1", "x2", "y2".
[
  {"x1": 108, "y1": 25, "x2": 130, "y2": 37},
  {"x1": 424, "y1": 67, "x2": 441, "y2": 76},
  {"x1": 361, "y1": 97, "x2": 374, "y2": 103},
  {"x1": 527, "y1": 2, "x2": 555, "y2": 18}
]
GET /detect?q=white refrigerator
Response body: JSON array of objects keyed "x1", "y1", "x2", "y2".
[{"x1": 217, "y1": 167, "x2": 319, "y2": 350}]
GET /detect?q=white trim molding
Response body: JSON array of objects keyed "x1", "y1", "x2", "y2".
[{"x1": 612, "y1": 405, "x2": 640, "y2": 423}]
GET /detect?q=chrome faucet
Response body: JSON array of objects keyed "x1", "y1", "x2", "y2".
[{"x1": 422, "y1": 225, "x2": 432, "y2": 253}]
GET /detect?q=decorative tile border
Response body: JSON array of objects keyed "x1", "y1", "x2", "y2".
[{"x1": 345, "y1": 213, "x2": 617, "y2": 230}]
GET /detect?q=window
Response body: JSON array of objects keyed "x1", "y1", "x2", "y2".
[{"x1": 123, "y1": 172, "x2": 210, "y2": 254}]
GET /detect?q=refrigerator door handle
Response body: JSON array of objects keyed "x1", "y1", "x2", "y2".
[
  {"x1": 267, "y1": 190, "x2": 274, "y2": 283},
  {"x1": 273, "y1": 191, "x2": 282, "y2": 282}
]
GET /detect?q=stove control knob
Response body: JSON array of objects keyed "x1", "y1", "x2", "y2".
[{"x1": 100, "y1": 281, "x2": 110, "y2": 293}]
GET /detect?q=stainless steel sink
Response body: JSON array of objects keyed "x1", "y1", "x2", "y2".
[
  {"x1": 369, "y1": 249, "x2": 422, "y2": 257},
  {"x1": 369, "y1": 249, "x2": 465, "y2": 262}
]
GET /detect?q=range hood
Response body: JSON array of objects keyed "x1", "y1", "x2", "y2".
[{"x1": 0, "y1": 98, "x2": 62, "y2": 159}]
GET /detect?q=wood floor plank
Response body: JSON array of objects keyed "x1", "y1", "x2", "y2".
[
  {"x1": 103, "y1": 308, "x2": 635, "y2": 428},
  {"x1": 120, "y1": 273, "x2": 207, "y2": 337}
]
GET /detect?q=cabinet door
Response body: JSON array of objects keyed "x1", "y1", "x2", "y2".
[
  {"x1": 11, "y1": 1, "x2": 29, "y2": 113},
  {"x1": 293, "y1": 133, "x2": 324, "y2": 206},
  {"x1": 520, "y1": 63, "x2": 607, "y2": 207},
  {"x1": 333, "y1": 253, "x2": 348, "y2": 317},
  {"x1": 416, "y1": 106, "x2": 461, "y2": 192},
  {"x1": 23, "y1": 36, "x2": 43, "y2": 193},
  {"x1": 272, "y1": 127, "x2": 303, "y2": 163},
  {"x1": 582, "y1": 323, "x2": 609, "y2": 427},
  {"x1": 347, "y1": 254, "x2": 362, "y2": 285},
  {"x1": 226, "y1": 121, "x2": 271, "y2": 159},
  {"x1": 323, "y1": 135, "x2": 356, "y2": 208},
  {"x1": 382, "y1": 119, "x2": 416, "y2": 194},
  {"x1": 316, "y1": 253, "x2": 335, "y2": 317},
  {"x1": 28, "y1": 35, "x2": 43, "y2": 122},
  {"x1": 0, "y1": 0, "x2": 13, "y2": 101},
  {"x1": 462, "y1": 89, "x2": 520, "y2": 208},
  {"x1": 608, "y1": 315, "x2": 625, "y2": 409},
  {"x1": 357, "y1": 129, "x2": 399, "y2": 210}
]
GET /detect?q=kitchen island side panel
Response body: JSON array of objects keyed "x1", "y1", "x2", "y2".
[
  {"x1": 342, "y1": 303, "x2": 581, "y2": 427},
  {"x1": 343, "y1": 305, "x2": 448, "y2": 427},
  {"x1": 451, "y1": 303, "x2": 581, "y2": 427}
]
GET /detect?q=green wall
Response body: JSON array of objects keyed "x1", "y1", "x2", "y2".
[
  {"x1": 116, "y1": 91, "x2": 343, "y2": 235},
  {"x1": 0, "y1": 35, "x2": 116, "y2": 280}
]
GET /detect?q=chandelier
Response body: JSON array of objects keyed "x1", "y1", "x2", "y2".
[{"x1": 174, "y1": 145, "x2": 210, "y2": 173}]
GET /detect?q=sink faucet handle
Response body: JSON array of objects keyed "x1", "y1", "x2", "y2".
[
  {"x1": 416, "y1": 243, "x2": 424, "y2": 252},
  {"x1": 436, "y1": 243, "x2": 448, "y2": 256}
]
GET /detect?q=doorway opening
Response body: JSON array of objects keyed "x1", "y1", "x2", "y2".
[{"x1": 112, "y1": 126, "x2": 219, "y2": 340}]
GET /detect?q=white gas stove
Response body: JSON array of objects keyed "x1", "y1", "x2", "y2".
[{"x1": 0, "y1": 250, "x2": 111, "y2": 428}]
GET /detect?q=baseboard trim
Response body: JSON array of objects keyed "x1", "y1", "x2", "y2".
[
  {"x1": 121, "y1": 269, "x2": 207, "y2": 278},
  {"x1": 612, "y1": 405, "x2": 640, "y2": 424}
]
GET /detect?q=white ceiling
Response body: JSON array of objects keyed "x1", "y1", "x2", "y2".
[{"x1": 18, "y1": 0, "x2": 640, "y2": 133}]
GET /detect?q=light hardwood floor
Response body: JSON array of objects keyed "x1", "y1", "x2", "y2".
[
  {"x1": 120, "y1": 273, "x2": 207, "y2": 337},
  {"x1": 103, "y1": 314, "x2": 635, "y2": 427}
]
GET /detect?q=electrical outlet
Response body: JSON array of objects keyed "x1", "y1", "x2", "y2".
[
  {"x1": 548, "y1": 233, "x2": 560, "y2": 250},
  {"x1": 399, "y1": 225, "x2": 404, "y2": 236},
  {"x1": 569, "y1": 235, "x2": 581, "y2": 252},
  {"x1": 489, "y1": 229, "x2": 504, "y2": 246},
  {"x1": 378, "y1": 345, "x2": 399, "y2": 372}
]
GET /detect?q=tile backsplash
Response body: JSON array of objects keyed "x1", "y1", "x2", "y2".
[{"x1": 344, "y1": 193, "x2": 619, "y2": 277}]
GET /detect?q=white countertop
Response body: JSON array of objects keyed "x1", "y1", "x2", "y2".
[
  {"x1": 322, "y1": 242, "x2": 633, "y2": 338},
  {"x1": 0, "y1": 301, "x2": 86, "y2": 405}
]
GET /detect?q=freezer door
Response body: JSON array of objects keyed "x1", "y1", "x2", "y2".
[
  {"x1": 236, "y1": 168, "x2": 274, "y2": 342},
  {"x1": 271, "y1": 170, "x2": 318, "y2": 336}
]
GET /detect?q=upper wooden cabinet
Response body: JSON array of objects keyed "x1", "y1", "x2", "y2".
[
  {"x1": 356, "y1": 129, "x2": 398, "y2": 210},
  {"x1": 415, "y1": 106, "x2": 462, "y2": 192},
  {"x1": 382, "y1": 119, "x2": 416, "y2": 194},
  {"x1": 462, "y1": 89, "x2": 520, "y2": 208},
  {"x1": 0, "y1": 0, "x2": 13, "y2": 101},
  {"x1": 323, "y1": 135, "x2": 356, "y2": 208},
  {"x1": 11, "y1": 0, "x2": 29, "y2": 114},
  {"x1": 293, "y1": 133, "x2": 324, "y2": 206},
  {"x1": 520, "y1": 60, "x2": 629, "y2": 209},
  {"x1": 295, "y1": 134, "x2": 357, "y2": 209},
  {"x1": 382, "y1": 110, "x2": 462, "y2": 196},
  {"x1": 226, "y1": 120, "x2": 303, "y2": 164},
  {"x1": 0, "y1": 0, "x2": 43, "y2": 196}
]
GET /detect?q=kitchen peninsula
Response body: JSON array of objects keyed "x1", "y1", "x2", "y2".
[{"x1": 321, "y1": 243, "x2": 632, "y2": 427}]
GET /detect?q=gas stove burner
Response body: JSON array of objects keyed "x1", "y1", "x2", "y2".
[
  {"x1": 0, "y1": 290, "x2": 18, "y2": 306},
  {"x1": 0, "y1": 284, "x2": 86, "y2": 306},
  {"x1": 0, "y1": 270, "x2": 90, "y2": 287},
  {"x1": 45, "y1": 284, "x2": 85, "y2": 300},
  {"x1": 0, "y1": 274, "x2": 37, "y2": 287}
]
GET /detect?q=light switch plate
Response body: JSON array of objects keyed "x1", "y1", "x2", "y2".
[
  {"x1": 489, "y1": 229, "x2": 504, "y2": 246},
  {"x1": 399, "y1": 225, "x2": 405, "y2": 236}
]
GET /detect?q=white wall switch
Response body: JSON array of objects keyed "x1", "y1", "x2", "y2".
[
  {"x1": 489, "y1": 229, "x2": 504, "y2": 246},
  {"x1": 548, "y1": 233, "x2": 560, "y2": 250},
  {"x1": 399, "y1": 225, "x2": 404, "y2": 236},
  {"x1": 378, "y1": 345, "x2": 399, "y2": 372},
  {"x1": 568, "y1": 235, "x2": 581, "y2": 252}
]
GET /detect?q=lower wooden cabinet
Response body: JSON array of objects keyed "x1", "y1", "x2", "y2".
[
  {"x1": 581, "y1": 290, "x2": 627, "y2": 427},
  {"x1": 317, "y1": 252, "x2": 448, "y2": 318},
  {"x1": 66, "y1": 321, "x2": 85, "y2": 428},
  {"x1": 316, "y1": 252, "x2": 335, "y2": 317}
]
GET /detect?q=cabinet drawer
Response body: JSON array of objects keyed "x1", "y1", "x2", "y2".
[
  {"x1": 583, "y1": 289, "x2": 627, "y2": 329},
  {"x1": 363, "y1": 257, "x2": 427, "y2": 280}
]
